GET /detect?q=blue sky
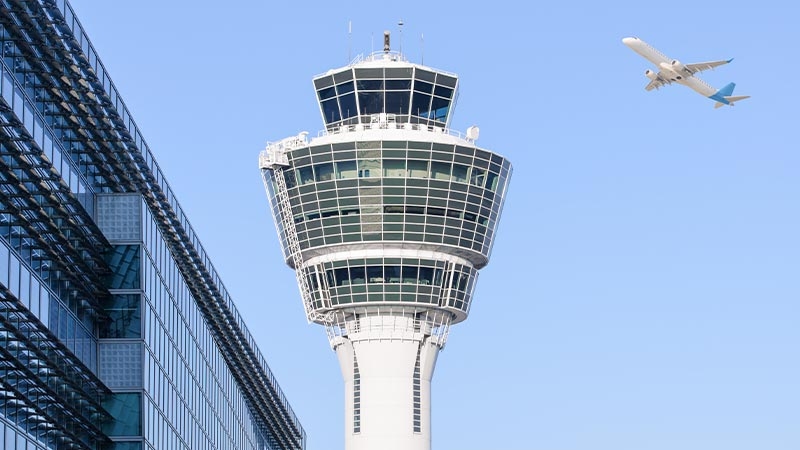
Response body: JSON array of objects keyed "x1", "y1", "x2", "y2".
[{"x1": 69, "y1": 1, "x2": 798, "y2": 449}]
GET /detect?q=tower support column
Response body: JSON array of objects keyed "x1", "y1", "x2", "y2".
[{"x1": 334, "y1": 315, "x2": 441, "y2": 450}]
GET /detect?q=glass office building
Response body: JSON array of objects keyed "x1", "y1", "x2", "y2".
[{"x1": 0, "y1": 1, "x2": 305, "y2": 449}]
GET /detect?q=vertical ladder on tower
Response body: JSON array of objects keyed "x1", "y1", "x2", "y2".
[{"x1": 260, "y1": 138, "x2": 329, "y2": 323}]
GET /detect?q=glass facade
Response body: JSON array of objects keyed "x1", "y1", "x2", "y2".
[
  {"x1": 1, "y1": 2, "x2": 304, "y2": 450},
  {"x1": 266, "y1": 140, "x2": 510, "y2": 263},
  {"x1": 97, "y1": 194, "x2": 294, "y2": 450},
  {"x1": 314, "y1": 62, "x2": 458, "y2": 130},
  {"x1": 263, "y1": 137, "x2": 510, "y2": 319}
]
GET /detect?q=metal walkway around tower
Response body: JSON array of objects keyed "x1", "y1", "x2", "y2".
[
  {"x1": 260, "y1": 133, "x2": 332, "y2": 324},
  {"x1": 0, "y1": 1, "x2": 305, "y2": 448}
]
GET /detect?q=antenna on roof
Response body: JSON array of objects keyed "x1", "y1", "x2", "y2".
[
  {"x1": 398, "y1": 19, "x2": 404, "y2": 54},
  {"x1": 348, "y1": 21, "x2": 352, "y2": 62},
  {"x1": 421, "y1": 32, "x2": 424, "y2": 65},
  {"x1": 383, "y1": 31, "x2": 390, "y2": 53}
]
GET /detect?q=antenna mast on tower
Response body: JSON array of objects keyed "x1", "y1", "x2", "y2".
[{"x1": 398, "y1": 19, "x2": 404, "y2": 54}]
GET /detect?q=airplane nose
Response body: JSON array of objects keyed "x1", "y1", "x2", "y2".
[{"x1": 622, "y1": 37, "x2": 637, "y2": 45}]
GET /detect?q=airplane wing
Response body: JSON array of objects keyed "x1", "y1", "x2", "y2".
[
  {"x1": 685, "y1": 59, "x2": 733, "y2": 74},
  {"x1": 645, "y1": 71, "x2": 672, "y2": 91}
]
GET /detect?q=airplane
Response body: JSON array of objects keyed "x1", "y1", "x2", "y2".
[{"x1": 622, "y1": 36, "x2": 750, "y2": 108}]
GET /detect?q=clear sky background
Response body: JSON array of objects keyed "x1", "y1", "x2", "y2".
[{"x1": 68, "y1": 1, "x2": 798, "y2": 449}]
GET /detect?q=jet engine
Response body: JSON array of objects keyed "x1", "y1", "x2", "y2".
[
  {"x1": 670, "y1": 59, "x2": 688, "y2": 74},
  {"x1": 645, "y1": 69, "x2": 659, "y2": 81}
]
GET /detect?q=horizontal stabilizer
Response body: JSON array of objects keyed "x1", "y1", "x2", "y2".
[{"x1": 714, "y1": 95, "x2": 751, "y2": 108}]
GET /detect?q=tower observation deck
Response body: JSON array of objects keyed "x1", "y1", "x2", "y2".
[{"x1": 259, "y1": 32, "x2": 512, "y2": 450}]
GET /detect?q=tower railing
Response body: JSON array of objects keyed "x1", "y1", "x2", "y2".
[
  {"x1": 316, "y1": 51, "x2": 457, "y2": 78},
  {"x1": 324, "y1": 306, "x2": 453, "y2": 349},
  {"x1": 318, "y1": 117, "x2": 478, "y2": 143}
]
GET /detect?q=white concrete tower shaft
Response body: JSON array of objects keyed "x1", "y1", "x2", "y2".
[
  {"x1": 259, "y1": 42, "x2": 512, "y2": 450},
  {"x1": 335, "y1": 316, "x2": 440, "y2": 450}
]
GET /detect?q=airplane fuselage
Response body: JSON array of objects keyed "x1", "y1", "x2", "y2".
[
  {"x1": 659, "y1": 65, "x2": 716, "y2": 97},
  {"x1": 624, "y1": 37, "x2": 717, "y2": 97}
]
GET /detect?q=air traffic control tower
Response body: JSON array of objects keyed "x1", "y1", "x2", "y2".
[{"x1": 259, "y1": 33, "x2": 512, "y2": 450}]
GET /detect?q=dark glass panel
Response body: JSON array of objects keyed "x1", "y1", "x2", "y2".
[
  {"x1": 355, "y1": 68, "x2": 383, "y2": 78},
  {"x1": 415, "y1": 69, "x2": 436, "y2": 82},
  {"x1": 101, "y1": 294, "x2": 141, "y2": 338},
  {"x1": 419, "y1": 267, "x2": 434, "y2": 285},
  {"x1": 297, "y1": 166, "x2": 315, "y2": 185},
  {"x1": 401, "y1": 266, "x2": 418, "y2": 284},
  {"x1": 102, "y1": 393, "x2": 142, "y2": 436},
  {"x1": 386, "y1": 67, "x2": 413, "y2": 78},
  {"x1": 283, "y1": 170, "x2": 297, "y2": 189},
  {"x1": 358, "y1": 92, "x2": 384, "y2": 115},
  {"x1": 318, "y1": 86, "x2": 336, "y2": 100},
  {"x1": 314, "y1": 75, "x2": 335, "y2": 90},
  {"x1": 452, "y1": 164, "x2": 469, "y2": 183},
  {"x1": 411, "y1": 92, "x2": 432, "y2": 118},
  {"x1": 367, "y1": 266, "x2": 383, "y2": 283},
  {"x1": 109, "y1": 442, "x2": 143, "y2": 450},
  {"x1": 327, "y1": 270, "x2": 336, "y2": 287},
  {"x1": 105, "y1": 245, "x2": 140, "y2": 289},
  {"x1": 413, "y1": 80, "x2": 433, "y2": 93},
  {"x1": 434, "y1": 85, "x2": 453, "y2": 98},
  {"x1": 384, "y1": 151, "x2": 406, "y2": 160},
  {"x1": 385, "y1": 266, "x2": 401, "y2": 284},
  {"x1": 470, "y1": 168, "x2": 486, "y2": 187},
  {"x1": 386, "y1": 79, "x2": 412, "y2": 90},
  {"x1": 350, "y1": 266, "x2": 366, "y2": 284},
  {"x1": 383, "y1": 140, "x2": 407, "y2": 149},
  {"x1": 334, "y1": 268, "x2": 349, "y2": 286},
  {"x1": 310, "y1": 144, "x2": 332, "y2": 156},
  {"x1": 486, "y1": 172, "x2": 499, "y2": 191},
  {"x1": 357, "y1": 79, "x2": 384, "y2": 90},
  {"x1": 321, "y1": 98, "x2": 341, "y2": 123},
  {"x1": 430, "y1": 96, "x2": 450, "y2": 121},
  {"x1": 337, "y1": 81, "x2": 355, "y2": 94},
  {"x1": 408, "y1": 142, "x2": 432, "y2": 151},
  {"x1": 336, "y1": 160, "x2": 358, "y2": 179},
  {"x1": 455, "y1": 145, "x2": 474, "y2": 156},
  {"x1": 315, "y1": 163, "x2": 334, "y2": 182},
  {"x1": 475, "y1": 149, "x2": 492, "y2": 161},
  {"x1": 333, "y1": 69, "x2": 354, "y2": 83},
  {"x1": 385, "y1": 91, "x2": 410, "y2": 115},
  {"x1": 332, "y1": 142, "x2": 356, "y2": 151},
  {"x1": 436, "y1": 73, "x2": 458, "y2": 87},
  {"x1": 430, "y1": 162, "x2": 451, "y2": 181},
  {"x1": 340, "y1": 93, "x2": 357, "y2": 120},
  {"x1": 383, "y1": 159, "x2": 406, "y2": 177}
]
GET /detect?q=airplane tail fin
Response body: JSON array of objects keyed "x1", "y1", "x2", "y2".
[
  {"x1": 712, "y1": 82, "x2": 749, "y2": 108},
  {"x1": 717, "y1": 82, "x2": 736, "y2": 97}
]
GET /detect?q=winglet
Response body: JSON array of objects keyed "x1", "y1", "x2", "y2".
[{"x1": 727, "y1": 58, "x2": 734, "y2": 64}]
